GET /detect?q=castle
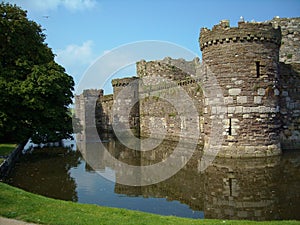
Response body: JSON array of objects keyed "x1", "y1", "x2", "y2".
[{"x1": 75, "y1": 17, "x2": 300, "y2": 158}]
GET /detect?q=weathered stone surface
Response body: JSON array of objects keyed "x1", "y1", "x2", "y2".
[
  {"x1": 271, "y1": 17, "x2": 300, "y2": 63},
  {"x1": 229, "y1": 88, "x2": 242, "y2": 96},
  {"x1": 254, "y1": 96, "x2": 262, "y2": 104},
  {"x1": 237, "y1": 96, "x2": 247, "y2": 104},
  {"x1": 199, "y1": 19, "x2": 298, "y2": 157},
  {"x1": 257, "y1": 88, "x2": 265, "y2": 96},
  {"x1": 77, "y1": 17, "x2": 300, "y2": 158}
]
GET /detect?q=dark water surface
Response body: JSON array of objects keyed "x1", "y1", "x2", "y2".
[{"x1": 5, "y1": 136, "x2": 300, "y2": 220}]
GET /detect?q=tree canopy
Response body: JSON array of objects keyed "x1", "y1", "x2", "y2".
[{"x1": 0, "y1": 3, "x2": 74, "y2": 143}]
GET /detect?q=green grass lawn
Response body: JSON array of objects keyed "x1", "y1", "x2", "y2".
[
  {"x1": 0, "y1": 182, "x2": 299, "y2": 225},
  {"x1": 0, "y1": 143, "x2": 17, "y2": 156},
  {"x1": 0, "y1": 143, "x2": 17, "y2": 164}
]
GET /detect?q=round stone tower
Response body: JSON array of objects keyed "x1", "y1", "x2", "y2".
[{"x1": 199, "y1": 20, "x2": 282, "y2": 157}]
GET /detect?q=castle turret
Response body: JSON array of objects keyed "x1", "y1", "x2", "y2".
[
  {"x1": 199, "y1": 20, "x2": 282, "y2": 157},
  {"x1": 75, "y1": 89, "x2": 103, "y2": 142},
  {"x1": 111, "y1": 77, "x2": 140, "y2": 136}
]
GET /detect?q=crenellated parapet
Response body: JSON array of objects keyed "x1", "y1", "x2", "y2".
[
  {"x1": 82, "y1": 89, "x2": 103, "y2": 98},
  {"x1": 101, "y1": 94, "x2": 113, "y2": 102},
  {"x1": 199, "y1": 20, "x2": 281, "y2": 51},
  {"x1": 112, "y1": 77, "x2": 139, "y2": 100},
  {"x1": 111, "y1": 76, "x2": 140, "y2": 135},
  {"x1": 77, "y1": 17, "x2": 300, "y2": 157},
  {"x1": 136, "y1": 57, "x2": 198, "y2": 81},
  {"x1": 112, "y1": 77, "x2": 139, "y2": 87}
]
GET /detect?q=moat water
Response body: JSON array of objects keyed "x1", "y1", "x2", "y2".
[{"x1": 4, "y1": 135, "x2": 300, "y2": 220}]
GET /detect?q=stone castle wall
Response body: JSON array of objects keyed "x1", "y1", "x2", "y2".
[
  {"x1": 137, "y1": 57, "x2": 197, "y2": 79},
  {"x1": 111, "y1": 77, "x2": 140, "y2": 136},
  {"x1": 279, "y1": 63, "x2": 300, "y2": 149},
  {"x1": 199, "y1": 20, "x2": 282, "y2": 157},
  {"x1": 96, "y1": 94, "x2": 113, "y2": 132},
  {"x1": 76, "y1": 17, "x2": 300, "y2": 157},
  {"x1": 75, "y1": 89, "x2": 102, "y2": 142},
  {"x1": 270, "y1": 17, "x2": 300, "y2": 63},
  {"x1": 136, "y1": 58, "x2": 203, "y2": 143},
  {"x1": 270, "y1": 17, "x2": 300, "y2": 150}
]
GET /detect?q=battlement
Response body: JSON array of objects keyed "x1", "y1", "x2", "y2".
[
  {"x1": 159, "y1": 57, "x2": 198, "y2": 76},
  {"x1": 80, "y1": 17, "x2": 300, "y2": 158},
  {"x1": 111, "y1": 77, "x2": 139, "y2": 87},
  {"x1": 82, "y1": 89, "x2": 103, "y2": 97},
  {"x1": 199, "y1": 20, "x2": 281, "y2": 51},
  {"x1": 101, "y1": 94, "x2": 113, "y2": 102},
  {"x1": 136, "y1": 57, "x2": 197, "y2": 81}
]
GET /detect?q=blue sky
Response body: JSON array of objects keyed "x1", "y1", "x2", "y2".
[{"x1": 6, "y1": 0, "x2": 300, "y2": 94}]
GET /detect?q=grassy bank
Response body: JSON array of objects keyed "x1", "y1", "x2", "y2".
[
  {"x1": 0, "y1": 143, "x2": 17, "y2": 164},
  {"x1": 0, "y1": 182, "x2": 299, "y2": 225}
]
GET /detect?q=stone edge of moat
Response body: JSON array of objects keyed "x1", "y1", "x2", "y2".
[{"x1": 0, "y1": 141, "x2": 27, "y2": 180}]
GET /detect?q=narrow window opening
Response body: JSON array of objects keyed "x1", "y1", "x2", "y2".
[
  {"x1": 256, "y1": 61, "x2": 260, "y2": 78},
  {"x1": 228, "y1": 118, "x2": 232, "y2": 136},
  {"x1": 229, "y1": 178, "x2": 233, "y2": 196}
]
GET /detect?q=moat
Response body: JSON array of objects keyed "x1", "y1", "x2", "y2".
[{"x1": 4, "y1": 136, "x2": 300, "y2": 221}]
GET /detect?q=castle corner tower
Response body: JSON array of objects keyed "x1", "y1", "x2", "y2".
[{"x1": 199, "y1": 20, "x2": 282, "y2": 157}]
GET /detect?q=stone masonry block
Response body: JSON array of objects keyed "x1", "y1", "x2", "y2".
[
  {"x1": 236, "y1": 106, "x2": 243, "y2": 113},
  {"x1": 257, "y1": 88, "x2": 265, "y2": 96},
  {"x1": 237, "y1": 96, "x2": 247, "y2": 104},
  {"x1": 224, "y1": 96, "x2": 234, "y2": 104},
  {"x1": 229, "y1": 88, "x2": 241, "y2": 96},
  {"x1": 254, "y1": 96, "x2": 262, "y2": 104}
]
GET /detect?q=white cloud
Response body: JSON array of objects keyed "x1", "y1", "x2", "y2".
[
  {"x1": 61, "y1": 0, "x2": 97, "y2": 11},
  {"x1": 56, "y1": 40, "x2": 95, "y2": 66},
  {"x1": 9, "y1": 0, "x2": 97, "y2": 12},
  {"x1": 55, "y1": 40, "x2": 97, "y2": 83}
]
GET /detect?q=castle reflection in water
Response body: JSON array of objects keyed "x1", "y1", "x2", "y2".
[{"x1": 77, "y1": 130, "x2": 300, "y2": 221}]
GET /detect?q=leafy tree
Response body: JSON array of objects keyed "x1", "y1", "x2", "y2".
[{"x1": 0, "y1": 3, "x2": 74, "y2": 143}]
